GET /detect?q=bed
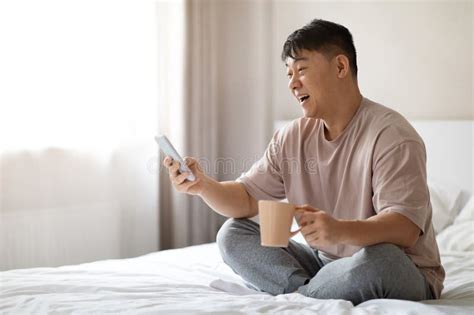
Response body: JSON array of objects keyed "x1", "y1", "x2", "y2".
[{"x1": 1, "y1": 120, "x2": 473, "y2": 314}]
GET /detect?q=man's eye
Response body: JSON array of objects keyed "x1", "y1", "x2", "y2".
[
  {"x1": 298, "y1": 68, "x2": 306, "y2": 73},
  {"x1": 287, "y1": 73, "x2": 292, "y2": 78}
]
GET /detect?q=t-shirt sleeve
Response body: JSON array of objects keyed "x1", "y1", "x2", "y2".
[
  {"x1": 236, "y1": 129, "x2": 286, "y2": 201},
  {"x1": 372, "y1": 140, "x2": 431, "y2": 235}
]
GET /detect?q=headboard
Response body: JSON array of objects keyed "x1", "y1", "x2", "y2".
[
  {"x1": 274, "y1": 120, "x2": 473, "y2": 203},
  {"x1": 410, "y1": 120, "x2": 473, "y2": 201}
]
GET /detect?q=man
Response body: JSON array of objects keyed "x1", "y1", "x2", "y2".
[{"x1": 163, "y1": 19, "x2": 444, "y2": 305}]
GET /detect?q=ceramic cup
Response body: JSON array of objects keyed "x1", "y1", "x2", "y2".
[{"x1": 258, "y1": 200, "x2": 301, "y2": 247}]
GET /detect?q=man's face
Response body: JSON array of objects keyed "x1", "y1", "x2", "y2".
[{"x1": 285, "y1": 49, "x2": 338, "y2": 119}]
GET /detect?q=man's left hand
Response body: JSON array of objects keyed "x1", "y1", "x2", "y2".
[{"x1": 295, "y1": 204, "x2": 344, "y2": 248}]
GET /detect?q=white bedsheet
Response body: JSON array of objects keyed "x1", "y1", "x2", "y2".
[{"x1": 1, "y1": 243, "x2": 473, "y2": 314}]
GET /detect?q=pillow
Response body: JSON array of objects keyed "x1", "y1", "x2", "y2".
[
  {"x1": 436, "y1": 220, "x2": 474, "y2": 252},
  {"x1": 454, "y1": 195, "x2": 474, "y2": 223},
  {"x1": 436, "y1": 195, "x2": 474, "y2": 252},
  {"x1": 428, "y1": 180, "x2": 463, "y2": 234}
]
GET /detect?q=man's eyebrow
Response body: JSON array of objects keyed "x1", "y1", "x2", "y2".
[{"x1": 285, "y1": 57, "x2": 309, "y2": 67}]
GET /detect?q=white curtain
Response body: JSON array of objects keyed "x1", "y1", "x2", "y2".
[
  {"x1": 0, "y1": 0, "x2": 272, "y2": 267},
  {"x1": 156, "y1": 0, "x2": 275, "y2": 249},
  {"x1": 157, "y1": 0, "x2": 224, "y2": 249},
  {"x1": 183, "y1": 0, "x2": 225, "y2": 246},
  {"x1": 0, "y1": 0, "x2": 160, "y2": 270}
]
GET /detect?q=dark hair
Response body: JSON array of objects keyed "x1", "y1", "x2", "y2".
[{"x1": 281, "y1": 19, "x2": 358, "y2": 77}]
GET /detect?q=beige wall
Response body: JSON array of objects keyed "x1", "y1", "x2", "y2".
[
  {"x1": 216, "y1": 0, "x2": 273, "y2": 180},
  {"x1": 213, "y1": 0, "x2": 472, "y2": 180},
  {"x1": 272, "y1": 0, "x2": 473, "y2": 121}
]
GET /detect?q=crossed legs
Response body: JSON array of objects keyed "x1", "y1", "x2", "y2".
[{"x1": 216, "y1": 218, "x2": 433, "y2": 305}]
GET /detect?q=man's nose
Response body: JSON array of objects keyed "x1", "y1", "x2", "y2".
[{"x1": 288, "y1": 75, "x2": 302, "y2": 90}]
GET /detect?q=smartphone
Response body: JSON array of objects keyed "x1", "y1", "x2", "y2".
[{"x1": 155, "y1": 135, "x2": 196, "y2": 181}]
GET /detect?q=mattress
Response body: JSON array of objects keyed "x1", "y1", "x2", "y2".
[{"x1": 1, "y1": 241, "x2": 473, "y2": 314}]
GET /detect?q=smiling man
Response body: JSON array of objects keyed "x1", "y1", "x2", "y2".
[{"x1": 163, "y1": 19, "x2": 444, "y2": 305}]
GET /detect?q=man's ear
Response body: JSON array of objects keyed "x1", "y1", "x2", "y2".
[{"x1": 334, "y1": 54, "x2": 350, "y2": 79}]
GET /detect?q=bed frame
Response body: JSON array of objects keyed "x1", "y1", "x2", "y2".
[{"x1": 410, "y1": 120, "x2": 473, "y2": 205}]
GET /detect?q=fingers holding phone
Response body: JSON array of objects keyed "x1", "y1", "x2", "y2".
[
  {"x1": 164, "y1": 156, "x2": 181, "y2": 178},
  {"x1": 182, "y1": 156, "x2": 204, "y2": 175},
  {"x1": 156, "y1": 135, "x2": 206, "y2": 195},
  {"x1": 163, "y1": 156, "x2": 204, "y2": 195},
  {"x1": 155, "y1": 135, "x2": 196, "y2": 181}
]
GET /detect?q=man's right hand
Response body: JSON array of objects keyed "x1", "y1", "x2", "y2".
[
  {"x1": 163, "y1": 156, "x2": 257, "y2": 218},
  {"x1": 162, "y1": 156, "x2": 206, "y2": 196}
]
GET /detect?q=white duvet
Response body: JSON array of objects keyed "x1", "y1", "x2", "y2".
[{"x1": 1, "y1": 240, "x2": 473, "y2": 315}]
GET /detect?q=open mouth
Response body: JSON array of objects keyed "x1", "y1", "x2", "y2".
[{"x1": 298, "y1": 95, "x2": 310, "y2": 104}]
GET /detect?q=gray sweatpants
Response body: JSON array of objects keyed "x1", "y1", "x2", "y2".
[{"x1": 216, "y1": 218, "x2": 434, "y2": 305}]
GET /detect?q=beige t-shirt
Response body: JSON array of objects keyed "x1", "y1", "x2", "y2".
[{"x1": 237, "y1": 97, "x2": 445, "y2": 298}]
